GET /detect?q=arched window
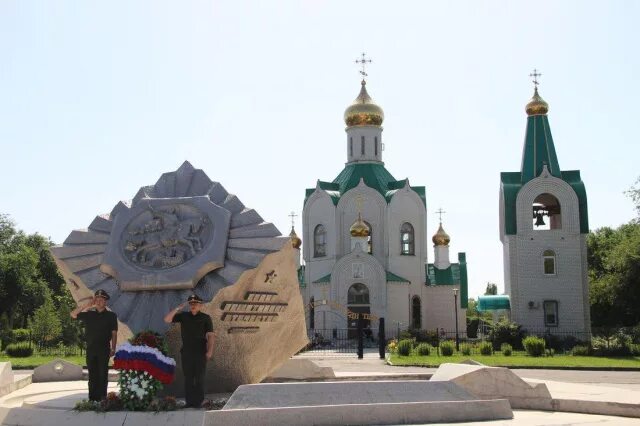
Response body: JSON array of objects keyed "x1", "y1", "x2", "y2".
[
  {"x1": 309, "y1": 297, "x2": 315, "y2": 329},
  {"x1": 364, "y1": 221, "x2": 373, "y2": 254},
  {"x1": 313, "y1": 225, "x2": 326, "y2": 257},
  {"x1": 543, "y1": 250, "x2": 556, "y2": 275},
  {"x1": 400, "y1": 222, "x2": 415, "y2": 255},
  {"x1": 533, "y1": 193, "x2": 562, "y2": 230},
  {"x1": 412, "y1": 296, "x2": 421, "y2": 329},
  {"x1": 348, "y1": 283, "x2": 370, "y2": 304}
]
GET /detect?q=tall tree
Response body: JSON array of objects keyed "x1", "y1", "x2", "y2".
[
  {"x1": 626, "y1": 177, "x2": 640, "y2": 221},
  {"x1": 484, "y1": 282, "x2": 498, "y2": 295},
  {"x1": 0, "y1": 243, "x2": 39, "y2": 328}
]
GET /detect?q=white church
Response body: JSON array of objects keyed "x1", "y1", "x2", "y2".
[{"x1": 298, "y1": 72, "x2": 468, "y2": 337}]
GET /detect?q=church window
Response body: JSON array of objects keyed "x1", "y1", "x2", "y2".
[
  {"x1": 361, "y1": 136, "x2": 365, "y2": 155},
  {"x1": 400, "y1": 222, "x2": 415, "y2": 255},
  {"x1": 309, "y1": 297, "x2": 315, "y2": 329},
  {"x1": 411, "y1": 296, "x2": 421, "y2": 329},
  {"x1": 364, "y1": 221, "x2": 373, "y2": 254},
  {"x1": 348, "y1": 283, "x2": 370, "y2": 304},
  {"x1": 543, "y1": 300, "x2": 558, "y2": 326},
  {"x1": 533, "y1": 193, "x2": 561, "y2": 230},
  {"x1": 313, "y1": 225, "x2": 326, "y2": 257},
  {"x1": 349, "y1": 137, "x2": 353, "y2": 156},
  {"x1": 543, "y1": 250, "x2": 556, "y2": 275},
  {"x1": 375, "y1": 136, "x2": 378, "y2": 156}
]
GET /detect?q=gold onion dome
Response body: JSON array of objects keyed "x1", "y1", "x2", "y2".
[
  {"x1": 350, "y1": 213, "x2": 370, "y2": 237},
  {"x1": 432, "y1": 223, "x2": 450, "y2": 246},
  {"x1": 344, "y1": 80, "x2": 384, "y2": 127},
  {"x1": 525, "y1": 87, "x2": 549, "y2": 116},
  {"x1": 289, "y1": 227, "x2": 302, "y2": 249}
]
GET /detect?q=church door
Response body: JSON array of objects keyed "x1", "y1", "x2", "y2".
[{"x1": 347, "y1": 283, "x2": 370, "y2": 338}]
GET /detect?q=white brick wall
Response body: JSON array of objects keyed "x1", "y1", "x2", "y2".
[{"x1": 503, "y1": 173, "x2": 590, "y2": 334}]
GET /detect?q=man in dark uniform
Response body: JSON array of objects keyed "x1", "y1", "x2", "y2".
[
  {"x1": 70, "y1": 289, "x2": 118, "y2": 401},
  {"x1": 164, "y1": 294, "x2": 214, "y2": 408}
]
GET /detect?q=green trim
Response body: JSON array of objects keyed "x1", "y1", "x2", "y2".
[
  {"x1": 425, "y1": 253, "x2": 468, "y2": 309},
  {"x1": 312, "y1": 273, "x2": 331, "y2": 284},
  {"x1": 500, "y1": 115, "x2": 589, "y2": 235},
  {"x1": 386, "y1": 271, "x2": 410, "y2": 283},
  {"x1": 304, "y1": 164, "x2": 427, "y2": 207},
  {"x1": 477, "y1": 295, "x2": 511, "y2": 311}
]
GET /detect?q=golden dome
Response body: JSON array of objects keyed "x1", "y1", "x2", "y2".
[
  {"x1": 432, "y1": 223, "x2": 450, "y2": 246},
  {"x1": 525, "y1": 87, "x2": 549, "y2": 116},
  {"x1": 344, "y1": 80, "x2": 384, "y2": 127},
  {"x1": 350, "y1": 213, "x2": 370, "y2": 237},
  {"x1": 289, "y1": 226, "x2": 302, "y2": 249}
]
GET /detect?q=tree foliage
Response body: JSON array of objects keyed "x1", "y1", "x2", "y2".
[
  {"x1": 29, "y1": 294, "x2": 62, "y2": 347},
  {"x1": 484, "y1": 282, "x2": 498, "y2": 295},
  {"x1": 588, "y1": 223, "x2": 640, "y2": 327}
]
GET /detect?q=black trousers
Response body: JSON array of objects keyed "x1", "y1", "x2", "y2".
[
  {"x1": 181, "y1": 349, "x2": 207, "y2": 407},
  {"x1": 86, "y1": 350, "x2": 109, "y2": 401}
]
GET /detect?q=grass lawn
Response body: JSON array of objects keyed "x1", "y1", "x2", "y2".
[
  {"x1": 0, "y1": 354, "x2": 94, "y2": 369},
  {"x1": 389, "y1": 353, "x2": 640, "y2": 369}
]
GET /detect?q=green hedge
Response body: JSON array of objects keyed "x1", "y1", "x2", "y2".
[{"x1": 5, "y1": 342, "x2": 34, "y2": 357}]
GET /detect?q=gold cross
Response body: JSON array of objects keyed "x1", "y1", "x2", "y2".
[
  {"x1": 355, "y1": 195, "x2": 365, "y2": 214},
  {"x1": 529, "y1": 69, "x2": 542, "y2": 87},
  {"x1": 288, "y1": 211, "x2": 298, "y2": 228},
  {"x1": 435, "y1": 208, "x2": 446, "y2": 223},
  {"x1": 355, "y1": 52, "x2": 372, "y2": 79}
]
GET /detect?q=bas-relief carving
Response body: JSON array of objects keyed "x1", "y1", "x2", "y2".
[{"x1": 123, "y1": 204, "x2": 212, "y2": 269}]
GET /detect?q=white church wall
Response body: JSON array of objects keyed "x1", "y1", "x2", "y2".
[
  {"x1": 505, "y1": 174, "x2": 589, "y2": 334},
  {"x1": 386, "y1": 283, "x2": 411, "y2": 336},
  {"x1": 387, "y1": 188, "x2": 428, "y2": 286},
  {"x1": 338, "y1": 184, "x2": 387, "y2": 263},
  {"x1": 423, "y1": 285, "x2": 467, "y2": 336},
  {"x1": 345, "y1": 126, "x2": 383, "y2": 163}
]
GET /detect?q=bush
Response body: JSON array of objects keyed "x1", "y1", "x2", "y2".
[
  {"x1": 571, "y1": 345, "x2": 592, "y2": 356},
  {"x1": 478, "y1": 341, "x2": 492, "y2": 355},
  {"x1": 440, "y1": 340, "x2": 455, "y2": 356},
  {"x1": 12, "y1": 329, "x2": 31, "y2": 342},
  {"x1": 5, "y1": 342, "x2": 34, "y2": 357},
  {"x1": 489, "y1": 321, "x2": 526, "y2": 350},
  {"x1": 500, "y1": 343, "x2": 512, "y2": 356},
  {"x1": 386, "y1": 339, "x2": 398, "y2": 354},
  {"x1": 416, "y1": 343, "x2": 431, "y2": 356},
  {"x1": 466, "y1": 318, "x2": 479, "y2": 338},
  {"x1": 397, "y1": 339, "x2": 412, "y2": 356},
  {"x1": 460, "y1": 343, "x2": 472, "y2": 356},
  {"x1": 523, "y1": 336, "x2": 545, "y2": 357},
  {"x1": 591, "y1": 336, "x2": 632, "y2": 356}
]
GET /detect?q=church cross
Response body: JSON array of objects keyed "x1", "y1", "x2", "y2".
[
  {"x1": 529, "y1": 69, "x2": 542, "y2": 87},
  {"x1": 435, "y1": 208, "x2": 447, "y2": 223},
  {"x1": 288, "y1": 211, "x2": 298, "y2": 228},
  {"x1": 355, "y1": 195, "x2": 365, "y2": 214},
  {"x1": 355, "y1": 52, "x2": 372, "y2": 79}
]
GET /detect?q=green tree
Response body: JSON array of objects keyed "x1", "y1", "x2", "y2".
[
  {"x1": 55, "y1": 290, "x2": 82, "y2": 346},
  {"x1": 29, "y1": 294, "x2": 62, "y2": 347},
  {"x1": 588, "y1": 223, "x2": 640, "y2": 327},
  {"x1": 626, "y1": 177, "x2": 640, "y2": 221},
  {"x1": 0, "y1": 243, "x2": 40, "y2": 328},
  {"x1": 484, "y1": 282, "x2": 498, "y2": 295}
]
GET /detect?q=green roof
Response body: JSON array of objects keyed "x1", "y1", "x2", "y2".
[
  {"x1": 477, "y1": 295, "x2": 511, "y2": 311},
  {"x1": 311, "y1": 270, "x2": 411, "y2": 284},
  {"x1": 426, "y1": 253, "x2": 468, "y2": 308},
  {"x1": 304, "y1": 163, "x2": 426, "y2": 207},
  {"x1": 500, "y1": 114, "x2": 589, "y2": 235},
  {"x1": 386, "y1": 271, "x2": 410, "y2": 283}
]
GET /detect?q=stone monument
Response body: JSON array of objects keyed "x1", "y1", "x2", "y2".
[{"x1": 50, "y1": 161, "x2": 308, "y2": 393}]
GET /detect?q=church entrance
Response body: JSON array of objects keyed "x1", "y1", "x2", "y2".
[{"x1": 347, "y1": 283, "x2": 370, "y2": 338}]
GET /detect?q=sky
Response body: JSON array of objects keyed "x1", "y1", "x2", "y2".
[{"x1": 1, "y1": 1, "x2": 639, "y2": 300}]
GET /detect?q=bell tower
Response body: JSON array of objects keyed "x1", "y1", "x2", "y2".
[{"x1": 499, "y1": 71, "x2": 590, "y2": 335}]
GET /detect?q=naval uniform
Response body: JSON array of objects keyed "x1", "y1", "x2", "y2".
[
  {"x1": 77, "y1": 309, "x2": 118, "y2": 401},
  {"x1": 172, "y1": 311, "x2": 213, "y2": 407}
]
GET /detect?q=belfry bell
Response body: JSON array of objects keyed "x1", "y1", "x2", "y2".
[{"x1": 534, "y1": 212, "x2": 546, "y2": 227}]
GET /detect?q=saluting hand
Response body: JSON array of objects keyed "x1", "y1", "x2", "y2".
[
  {"x1": 206, "y1": 350, "x2": 213, "y2": 360},
  {"x1": 176, "y1": 302, "x2": 187, "y2": 311}
]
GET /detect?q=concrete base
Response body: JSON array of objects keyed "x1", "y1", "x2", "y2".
[
  {"x1": 431, "y1": 362, "x2": 552, "y2": 410},
  {"x1": 218, "y1": 380, "x2": 513, "y2": 425},
  {"x1": 265, "y1": 359, "x2": 335, "y2": 381},
  {"x1": 0, "y1": 365, "x2": 13, "y2": 389}
]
